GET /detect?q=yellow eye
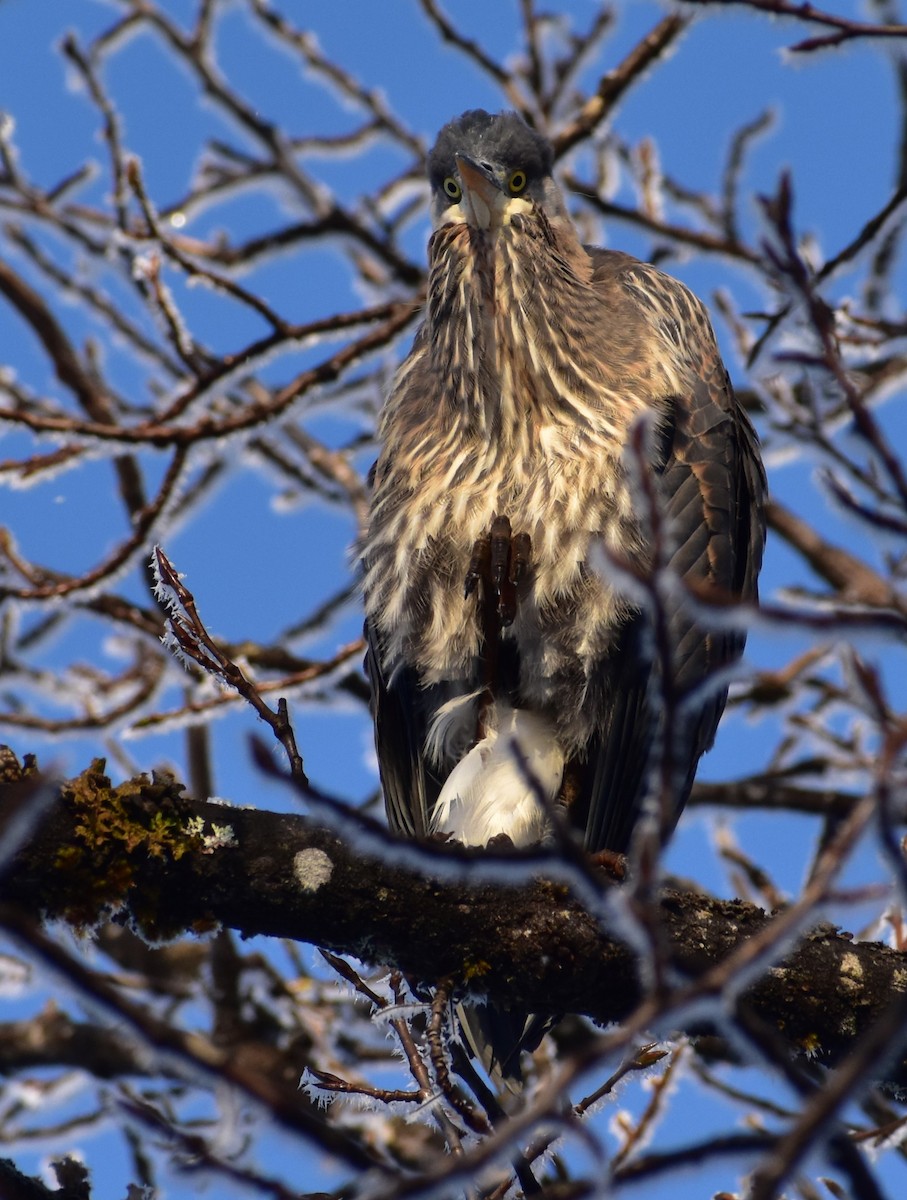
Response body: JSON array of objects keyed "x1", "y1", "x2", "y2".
[
  {"x1": 443, "y1": 176, "x2": 462, "y2": 200},
  {"x1": 508, "y1": 170, "x2": 527, "y2": 194}
]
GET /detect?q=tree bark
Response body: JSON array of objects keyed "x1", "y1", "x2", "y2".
[{"x1": 3, "y1": 758, "x2": 906, "y2": 1087}]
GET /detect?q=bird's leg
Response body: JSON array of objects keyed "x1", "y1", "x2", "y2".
[
  {"x1": 511, "y1": 530, "x2": 531, "y2": 587},
  {"x1": 476, "y1": 547, "x2": 502, "y2": 738},
  {"x1": 489, "y1": 514, "x2": 514, "y2": 624},
  {"x1": 589, "y1": 848, "x2": 627, "y2": 881}
]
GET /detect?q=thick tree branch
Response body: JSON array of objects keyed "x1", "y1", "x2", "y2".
[{"x1": 2, "y1": 759, "x2": 906, "y2": 1088}]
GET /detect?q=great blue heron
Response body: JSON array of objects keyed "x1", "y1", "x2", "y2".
[{"x1": 362, "y1": 108, "x2": 765, "y2": 1082}]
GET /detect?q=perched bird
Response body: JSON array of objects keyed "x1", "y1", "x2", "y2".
[{"x1": 362, "y1": 110, "x2": 765, "y2": 1079}]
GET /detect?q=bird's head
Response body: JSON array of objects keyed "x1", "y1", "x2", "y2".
[{"x1": 427, "y1": 109, "x2": 568, "y2": 234}]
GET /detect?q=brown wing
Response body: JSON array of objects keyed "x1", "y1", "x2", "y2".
[{"x1": 579, "y1": 255, "x2": 766, "y2": 854}]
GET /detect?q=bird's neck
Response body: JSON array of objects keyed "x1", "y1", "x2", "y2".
[{"x1": 425, "y1": 220, "x2": 603, "y2": 444}]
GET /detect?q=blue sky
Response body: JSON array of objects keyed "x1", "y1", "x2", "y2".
[
  {"x1": 1, "y1": 0, "x2": 899, "y2": 796},
  {"x1": 1, "y1": 1, "x2": 905, "y2": 1195}
]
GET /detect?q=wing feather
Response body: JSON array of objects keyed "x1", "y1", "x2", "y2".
[
  {"x1": 365, "y1": 621, "x2": 444, "y2": 840},
  {"x1": 578, "y1": 256, "x2": 766, "y2": 853}
]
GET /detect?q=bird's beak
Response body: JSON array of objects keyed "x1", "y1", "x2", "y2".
[{"x1": 455, "y1": 155, "x2": 505, "y2": 232}]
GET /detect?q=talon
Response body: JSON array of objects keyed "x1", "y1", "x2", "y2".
[
  {"x1": 465, "y1": 534, "x2": 491, "y2": 599},
  {"x1": 464, "y1": 517, "x2": 532, "y2": 628},
  {"x1": 511, "y1": 532, "x2": 532, "y2": 587},
  {"x1": 498, "y1": 592, "x2": 516, "y2": 626}
]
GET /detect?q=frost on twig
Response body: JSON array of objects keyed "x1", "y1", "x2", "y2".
[{"x1": 151, "y1": 546, "x2": 308, "y2": 783}]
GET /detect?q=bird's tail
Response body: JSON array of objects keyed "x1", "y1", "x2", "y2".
[
  {"x1": 456, "y1": 1000, "x2": 550, "y2": 1093},
  {"x1": 430, "y1": 704, "x2": 564, "y2": 849}
]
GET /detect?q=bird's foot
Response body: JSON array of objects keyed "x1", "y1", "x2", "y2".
[
  {"x1": 589, "y1": 848, "x2": 627, "y2": 881},
  {"x1": 464, "y1": 515, "x2": 531, "y2": 627},
  {"x1": 464, "y1": 533, "x2": 491, "y2": 600},
  {"x1": 485, "y1": 831, "x2": 516, "y2": 851}
]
